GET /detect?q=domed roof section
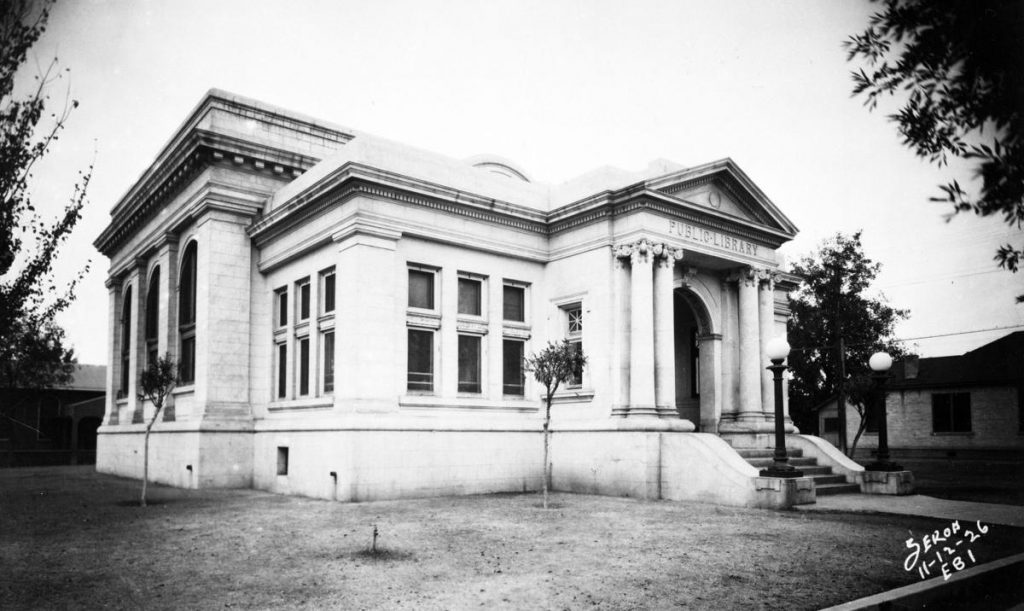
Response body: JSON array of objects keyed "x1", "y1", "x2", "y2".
[{"x1": 464, "y1": 154, "x2": 532, "y2": 183}]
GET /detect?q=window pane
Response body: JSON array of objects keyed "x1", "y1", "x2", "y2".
[
  {"x1": 408, "y1": 270, "x2": 434, "y2": 309},
  {"x1": 299, "y1": 338, "x2": 310, "y2": 396},
  {"x1": 179, "y1": 243, "x2": 196, "y2": 326},
  {"x1": 146, "y1": 269, "x2": 160, "y2": 340},
  {"x1": 458, "y1": 335, "x2": 481, "y2": 393},
  {"x1": 567, "y1": 307, "x2": 583, "y2": 334},
  {"x1": 953, "y1": 393, "x2": 971, "y2": 432},
  {"x1": 277, "y1": 343, "x2": 287, "y2": 399},
  {"x1": 324, "y1": 273, "x2": 335, "y2": 313},
  {"x1": 180, "y1": 336, "x2": 195, "y2": 383},
  {"x1": 932, "y1": 394, "x2": 952, "y2": 432},
  {"x1": 121, "y1": 287, "x2": 133, "y2": 355},
  {"x1": 407, "y1": 329, "x2": 433, "y2": 391},
  {"x1": 323, "y1": 332, "x2": 335, "y2": 393},
  {"x1": 568, "y1": 340, "x2": 583, "y2": 386},
  {"x1": 503, "y1": 285, "x2": 524, "y2": 321},
  {"x1": 458, "y1": 278, "x2": 481, "y2": 316},
  {"x1": 503, "y1": 339, "x2": 524, "y2": 395},
  {"x1": 299, "y1": 282, "x2": 310, "y2": 320},
  {"x1": 277, "y1": 290, "x2": 288, "y2": 327}
]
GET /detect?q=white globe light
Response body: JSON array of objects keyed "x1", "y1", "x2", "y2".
[
  {"x1": 766, "y1": 336, "x2": 791, "y2": 361},
  {"x1": 869, "y1": 351, "x2": 893, "y2": 372}
]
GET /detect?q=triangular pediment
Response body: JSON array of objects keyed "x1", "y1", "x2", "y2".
[{"x1": 645, "y1": 159, "x2": 798, "y2": 238}]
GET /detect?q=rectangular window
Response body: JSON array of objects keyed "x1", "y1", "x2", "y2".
[
  {"x1": 503, "y1": 284, "x2": 525, "y2": 322},
  {"x1": 408, "y1": 269, "x2": 435, "y2": 310},
  {"x1": 297, "y1": 279, "x2": 310, "y2": 321},
  {"x1": 276, "y1": 288, "x2": 288, "y2": 327},
  {"x1": 566, "y1": 304, "x2": 583, "y2": 387},
  {"x1": 503, "y1": 339, "x2": 525, "y2": 396},
  {"x1": 298, "y1": 337, "x2": 310, "y2": 396},
  {"x1": 932, "y1": 392, "x2": 971, "y2": 433},
  {"x1": 276, "y1": 343, "x2": 287, "y2": 399},
  {"x1": 823, "y1": 417, "x2": 839, "y2": 434},
  {"x1": 458, "y1": 334, "x2": 482, "y2": 393},
  {"x1": 180, "y1": 336, "x2": 195, "y2": 384},
  {"x1": 322, "y1": 331, "x2": 335, "y2": 394},
  {"x1": 277, "y1": 447, "x2": 289, "y2": 476},
  {"x1": 321, "y1": 270, "x2": 335, "y2": 314},
  {"x1": 458, "y1": 277, "x2": 482, "y2": 316},
  {"x1": 407, "y1": 329, "x2": 434, "y2": 391}
]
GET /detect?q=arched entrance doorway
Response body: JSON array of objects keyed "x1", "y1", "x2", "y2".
[{"x1": 673, "y1": 286, "x2": 717, "y2": 432}]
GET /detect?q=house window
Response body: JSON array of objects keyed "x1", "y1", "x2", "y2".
[
  {"x1": 565, "y1": 304, "x2": 583, "y2": 387},
  {"x1": 503, "y1": 339, "x2": 525, "y2": 396},
  {"x1": 120, "y1": 285, "x2": 133, "y2": 396},
  {"x1": 458, "y1": 276, "x2": 482, "y2": 316},
  {"x1": 276, "y1": 343, "x2": 287, "y2": 399},
  {"x1": 178, "y1": 241, "x2": 197, "y2": 384},
  {"x1": 277, "y1": 447, "x2": 289, "y2": 476},
  {"x1": 322, "y1": 331, "x2": 335, "y2": 394},
  {"x1": 932, "y1": 392, "x2": 971, "y2": 433},
  {"x1": 275, "y1": 288, "x2": 288, "y2": 328},
  {"x1": 503, "y1": 284, "x2": 525, "y2": 322},
  {"x1": 145, "y1": 267, "x2": 160, "y2": 368},
  {"x1": 458, "y1": 334, "x2": 482, "y2": 393},
  {"x1": 297, "y1": 337, "x2": 310, "y2": 396},
  {"x1": 321, "y1": 269, "x2": 335, "y2": 314},
  {"x1": 823, "y1": 417, "x2": 839, "y2": 434},
  {"x1": 408, "y1": 268, "x2": 435, "y2": 310},
  {"x1": 407, "y1": 329, "x2": 434, "y2": 392},
  {"x1": 296, "y1": 278, "x2": 310, "y2": 322}
]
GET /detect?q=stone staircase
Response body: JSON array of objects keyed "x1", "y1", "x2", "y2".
[{"x1": 736, "y1": 448, "x2": 860, "y2": 496}]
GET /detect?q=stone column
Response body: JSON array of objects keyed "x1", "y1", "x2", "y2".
[
  {"x1": 617, "y1": 240, "x2": 656, "y2": 415},
  {"x1": 610, "y1": 253, "x2": 631, "y2": 415},
  {"x1": 105, "y1": 277, "x2": 122, "y2": 426},
  {"x1": 758, "y1": 270, "x2": 777, "y2": 415},
  {"x1": 653, "y1": 244, "x2": 683, "y2": 417},
  {"x1": 737, "y1": 266, "x2": 761, "y2": 418},
  {"x1": 132, "y1": 259, "x2": 148, "y2": 424}
]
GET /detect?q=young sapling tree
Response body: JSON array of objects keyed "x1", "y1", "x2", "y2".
[
  {"x1": 525, "y1": 340, "x2": 586, "y2": 509},
  {"x1": 136, "y1": 354, "x2": 178, "y2": 507}
]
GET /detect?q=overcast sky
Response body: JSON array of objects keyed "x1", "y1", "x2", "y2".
[{"x1": 17, "y1": 0, "x2": 1024, "y2": 364}]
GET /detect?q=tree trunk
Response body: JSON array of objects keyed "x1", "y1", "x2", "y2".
[
  {"x1": 542, "y1": 393, "x2": 551, "y2": 510},
  {"x1": 140, "y1": 400, "x2": 162, "y2": 507},
  {"x1": 848, "y1": 411, "x2": 867, "y2": 460}
]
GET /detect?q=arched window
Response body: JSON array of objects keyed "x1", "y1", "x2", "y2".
[
  {"x1": 145, "y1": 267, "x2": 160, "y2": 368},
  {"x1": 178, "y1": 241, "x2": 197, "y2": 384},
  {"x1": 120, "y1": 286, "x2": 133, "y2": 397}
]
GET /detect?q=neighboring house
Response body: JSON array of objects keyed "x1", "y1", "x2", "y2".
[
  {"x1": 816, "y1": 332, "x2": 1024, "y2": 458},
  {"x1": 0, "y1": 365, "x2": 107, "y2": 467},
  {"x1": 93, "y1": 90, "x2": 812, "y2": 507}
]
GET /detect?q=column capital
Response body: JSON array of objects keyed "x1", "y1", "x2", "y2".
[
  {"x1": 680, "y1": 266, "x2": 699, "y2": 288},
  {"x1": 726, "y1": 266, "x2": 761, "y2": 287},
  {"x1": 757, "y1": 268, "x2": 780, "y2": 289},
  {"x1": 104, "y1": 275, "x2": 123, "y2": 291},
  {"x1": 615, "y1": 240, "x2": 683, "y2": 267}
]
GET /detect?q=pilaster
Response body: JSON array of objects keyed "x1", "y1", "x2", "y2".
[
  {"x1": 105, "y1": 277, "x2": 122, "y2": 426},
  {"x1": 653, "y1": 244, "x2": 683, "y2": 417},
  {"x1": 131, "y1": 260, "x2": 147, "y2": 424},
  {"x1": 758, "y1": 269, "x2": 777, "y2": 416},
  {"x1": 621, "y1": 240, "x2": 656, "y2": 416}
]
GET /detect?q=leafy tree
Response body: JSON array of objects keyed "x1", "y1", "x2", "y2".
[
  {"x1": 845, "y1": 0, "x2": 1024, "y2": 299},
  {"x1": 525, "y1": 340, "x2": 586, "y2": 509},
  {"x1": 1, "y1": 0, "x2": 91, "y2": 394},
  {"x1": 137, "y1": 355, "x2": 178, "y2": 507},
  {"x1": 787, "y1": 232, "x2": 908, "y2": 457}
]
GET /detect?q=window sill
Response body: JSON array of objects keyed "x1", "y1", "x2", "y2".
[
  {"x1": 551, "y1": 388, "x2": 595, "y2": 404},
  {"x1": 399, "y1": 395, "x2": 539, "y2": 412},
  {"x1": 931, "y1": 431, "x2": 974, "y2": 436},
  {"x1": 269, "y1": 397, "x2": 333, "y2": 411},
  {"x1": 171, "y1": 386, "x2": 195, "y2": 397}
]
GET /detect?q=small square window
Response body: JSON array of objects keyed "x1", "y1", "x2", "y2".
[
  {"x1": 277, "y1": 447, "x2": 289, "y2": 476},
  {"x1": 321, "y1": 270, "x2": 336, "y2": 314},
  {"x1": 932, "y1": 392, "x2": 971, "y2": 433},
  {"x1": 408, "y1": 269, "x2": 435, "y2": 310},
  {"x1": 458, "y1": 277, "x2": 482, "y2": 316},
  {"x1": 503, "y1": 284, "x2": 525, "y2": 322},
  {"x1": 567, "y1": 307, "x2": 583, "y2": 335}
]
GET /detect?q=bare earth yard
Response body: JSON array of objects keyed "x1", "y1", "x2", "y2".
[{"x1": 2, "y1": 467, "x2": 1023, "y2": 610}]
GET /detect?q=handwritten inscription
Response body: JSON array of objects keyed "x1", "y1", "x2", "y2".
[
  {"x1": 667, "y1": 220, "x2": 759, "y2": 257},
  {"x1": 904, "y1": 520, "x2": 989, "y2": 581}
]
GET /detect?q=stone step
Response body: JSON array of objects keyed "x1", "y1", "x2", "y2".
[
  {"x1": 733, "y1": 448, "x2": 803, "y2": 459},
  {"x1": 815, "y1": 482, "x2": 861, "y2": 496},
  {"x1": 796, "y1": 465, "x2": 833, "y2": 476},
  {"x1": 745, "y1": 457, "x2": 817, "y2": 468},
  {"x1": 808, "y1": 474, "x2": 847, "y2": 486}
]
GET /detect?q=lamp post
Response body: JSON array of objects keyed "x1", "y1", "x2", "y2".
[
  {"x1": 866, "y1": 351, "x2": 902, "y2": 471},
  {"x1": 760, "y1": 336, "x2": 803, "y2": 478}
]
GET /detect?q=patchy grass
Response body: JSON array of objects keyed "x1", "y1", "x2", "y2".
[{"x1": 1, "y1": 466, "x2": 1023, "y2": 609}]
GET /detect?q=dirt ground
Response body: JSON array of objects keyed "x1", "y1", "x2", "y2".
[{"x1": 2, "y1": 467, "x2": 1023, "y2": 610}]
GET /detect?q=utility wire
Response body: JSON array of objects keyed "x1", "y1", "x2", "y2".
[{"x1": 789, "y1": 323, "x2": 1024, "y2": 353}]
